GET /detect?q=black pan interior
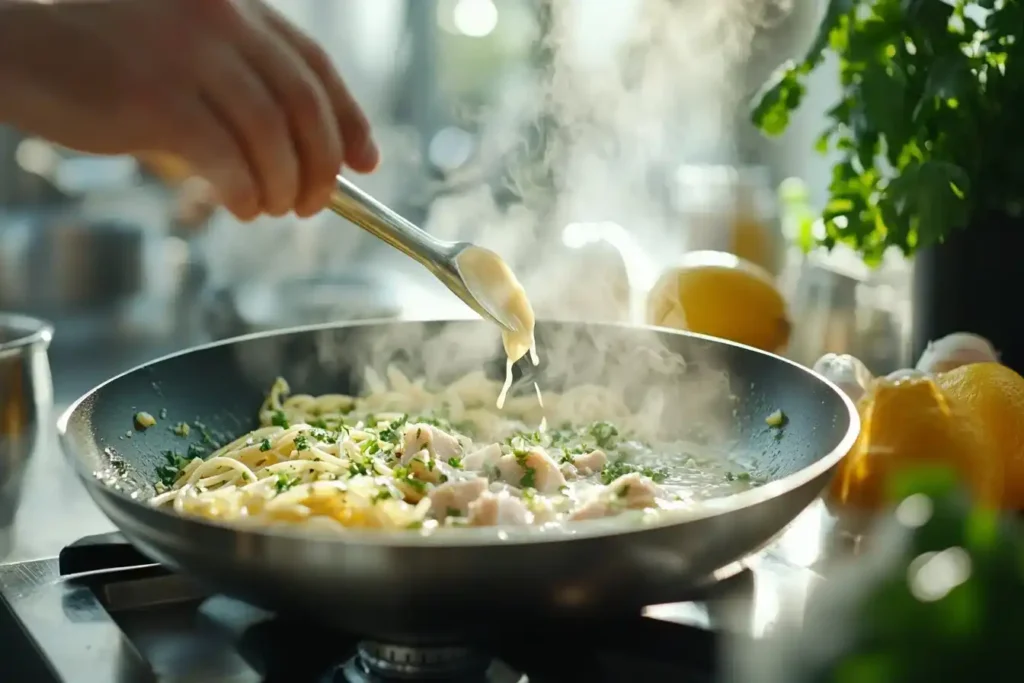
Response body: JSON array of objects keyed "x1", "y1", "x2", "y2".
[{"x1": 65, "y1": 320, "x2": 853, "y2": 496}]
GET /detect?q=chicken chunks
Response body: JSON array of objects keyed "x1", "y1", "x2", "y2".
[
  {"x1": 428, "y1": 477, "x2": 488, "y2": 517},
  {"x1": 399, "y1": 423, "x2": 461, "y2": 465},
  {"x1": 495, "y1": 448, "x2": 566, "y2": 494},
  {"x1": 569, "y1": 472, "x2": 662, "y2": 521},
  {"x1": 468, "y1": 490, "x2": 532, "y2": 526}
]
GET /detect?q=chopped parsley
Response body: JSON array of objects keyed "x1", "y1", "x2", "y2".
[
  {"x1": 588, "y1": 421, "x2": 619, "y2": 450},
  {"x1": 514, "y1": 450, "x2": 538, "y2": 488},
  {"x1": 271, "y1": 411, "x2": 290, "y2": 428},
  {"x1": 392, "y1": 465, "x2": 427, "y2": 492},
  {"x1": 310, "y1": 429, "x2": 338, "y2": 444},
  {"x1": 599, "y1": 460, "x2": 668, "y2": 485},
  {"x1": 372, "y1": 488, "x2": 394, "y2": 503},
  {"x1": 377, "y1": 415, "x2": 408, "y2": 444},
  {"x1": 192, "y1": 419, "x2": 223, "y2": 448},
  {"x1": 155, "y1": 450, "x2": 189, "y2": 487},
  {"x1": 447, "y1": 456, "x2": 463, "y2": 469},
  {"x1": 293, "y1": 434, "x2": 310, "y2": 451},
  {"x1": 274, "y1": 474, "x2": 300, "y2": 492},
  {"x1": 186, "y1": 443, "x2": 207, "y2": 459},
  {"x1": 259, "y1": 438, "x2": 272, "y2": 452}
]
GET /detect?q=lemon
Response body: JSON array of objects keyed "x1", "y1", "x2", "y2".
[
  {"x1": 934, "y1": 362, "x2": 1024, "y2": 508},
  {"x1": 646, "y1": 250, "x2": 791, "y2": 352},
  {"x1": 829, "y1": 372, "x2": 1003, "y2": 511}
]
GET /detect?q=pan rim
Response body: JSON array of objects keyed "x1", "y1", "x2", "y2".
[{"x1": 57, "y1": 318, "x2": 861, "y2": 548}]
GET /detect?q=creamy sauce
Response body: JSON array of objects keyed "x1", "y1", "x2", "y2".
[{"x1": 454, "y1": 246, "x2": 539, "y2": 409}]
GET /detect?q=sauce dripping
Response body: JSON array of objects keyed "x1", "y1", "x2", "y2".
[{"x1": 454, "y1": 246, "x2": 539, "y2": 409}]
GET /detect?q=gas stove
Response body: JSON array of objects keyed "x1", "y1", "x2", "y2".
[{"x1": 0, "y1": 512, "x2": 833, "y2": 682}]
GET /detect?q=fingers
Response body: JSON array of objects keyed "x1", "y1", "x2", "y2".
[
  {"x1": 236, "y1": 22, "x2": 342, "y2": 218},
  {"x1": 161, "y1": 96, "x2": 260, "y2": 221},
  {"x1": 261, "y1": 6, "x2": 379, "y2": 175},
  {"x1": 198, "y1": 46, "x2": 299, "y2": 216}
]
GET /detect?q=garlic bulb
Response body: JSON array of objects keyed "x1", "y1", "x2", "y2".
[
  {"x1": 813, "y1": 353, "x2": 875, "y2": 403},
  {"x1": 915, "y1": 332, "x2": 999, "y2": 375}
]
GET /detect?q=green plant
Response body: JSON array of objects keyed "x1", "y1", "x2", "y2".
[{"x1": 752, "y1": 0, "x2": 1024, "y2": 265}]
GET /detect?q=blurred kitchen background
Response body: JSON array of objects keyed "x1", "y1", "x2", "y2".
[{"x1": 0, "y1": 0, "x2": 912, "y2": 558}]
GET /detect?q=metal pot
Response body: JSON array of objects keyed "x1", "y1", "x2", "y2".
[
  {"x1": 0, "y1": 210, "x2": 145, "y2": 313},
  {"x1": 0, "y1": 313, "x2": 53, "y2": 559}
]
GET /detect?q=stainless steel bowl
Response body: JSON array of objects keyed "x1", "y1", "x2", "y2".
[{"x1": 0, "y1": 313, "x2": 54, "y2": 559}]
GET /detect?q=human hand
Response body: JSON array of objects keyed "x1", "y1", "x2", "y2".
[{"x1": 0, "y1": 0, "x2": 379, "y2": 220}]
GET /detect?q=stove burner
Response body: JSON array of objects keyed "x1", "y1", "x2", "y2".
[{"x1": 339, "y1": 641, "x2": 491, "y2": 682}]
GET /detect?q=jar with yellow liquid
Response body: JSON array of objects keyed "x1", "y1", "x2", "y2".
[
  {"x1": 645, "y1": 165, "x2": 789, "y2": 353},
  {"x1": 671, "y1": 164, "x2": 780, "y2": 276}
]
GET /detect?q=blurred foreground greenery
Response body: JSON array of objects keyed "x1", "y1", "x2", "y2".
[{"x1": 762, "y1": 467, "x2": 1024, "y2": 682}]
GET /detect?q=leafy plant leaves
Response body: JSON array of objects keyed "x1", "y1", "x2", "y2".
[{"x1": 750, "y1": 0, "x2": 1024, "y2": 261}]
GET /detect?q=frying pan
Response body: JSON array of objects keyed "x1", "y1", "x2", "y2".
[{"x1": 58, "y1": 319, "x2": 858, "y2": 643}]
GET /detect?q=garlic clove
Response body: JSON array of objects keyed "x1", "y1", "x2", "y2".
[
  {"x1": 813, "y1": 353, "x2": 875, "y2": 403},
  {"x1": 915, "y1": 332, "x2": 999, "y2": 375}
]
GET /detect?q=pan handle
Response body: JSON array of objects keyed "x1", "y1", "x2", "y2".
[{"x1": 58, "y1": 532, "x2": 155, "y2": 576}]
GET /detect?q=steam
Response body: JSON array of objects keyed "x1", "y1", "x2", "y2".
[
  {"x1": 425, "y1": 0, "x2": 795, "y2": 317},
  {"x1": 252, "y1": 0, "x2": 798, "y2": 444}
]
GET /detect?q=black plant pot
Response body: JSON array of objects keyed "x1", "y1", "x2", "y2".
[{"x1": 912, "y1": 211, "x2": 1024, "y2": 374}]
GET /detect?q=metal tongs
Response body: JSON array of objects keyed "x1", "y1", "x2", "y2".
[{"x1": 327, "y1": 175, "x2": 519, "y2": 334}]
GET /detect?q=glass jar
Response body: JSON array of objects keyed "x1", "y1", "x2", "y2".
[{"x1": 671, "y1": 164, "x2": 781, "y2": 275}]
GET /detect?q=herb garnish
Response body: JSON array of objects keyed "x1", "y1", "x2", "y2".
[
  {"x1": 271, "y1": 411, "x2": 290, "y2": 428},
  {"x1": 392, "y1": 465, "x2": 427, "y2": 492},
  {"x1": 599, "y1": 461, "x2": 668, "y2": 485},
  {"x1": 156, "y1": 450, "x2": 190, "y2": 487},
  {"x1": 274, "y1": 474, "x2": 300, "y2": 492},
  {"x1": 513, "y1": 450, "x2": 538, "y2": 489},
  {"x1": 588, "y1": 421, "x2": 619, "y2": 450}
]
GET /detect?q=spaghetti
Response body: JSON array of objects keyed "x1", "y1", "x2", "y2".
[{"x1": 148, "y1": 366, "x2": 760, "y2": 533}]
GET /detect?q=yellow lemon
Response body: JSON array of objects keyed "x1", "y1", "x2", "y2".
[
  {"x1": 829, "y1": 371, "x2": 1003, "y2": 511},
  {"x1": 646, "y1": 250, "x2": 791, "y2": 352},
  {"x1": 934, "y1": 362, "x2": 1024, "y2": 508}
]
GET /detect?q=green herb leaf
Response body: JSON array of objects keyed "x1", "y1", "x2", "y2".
[
  {"x1": 599, "y1": 461, "x2": 668, "y2": 485},
  {"x1": 155, "y1": 450, "x2": 189, "y2": 487},
  {"x1": 274, "y1": 474, "x2": 300, "y2": 492}
]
